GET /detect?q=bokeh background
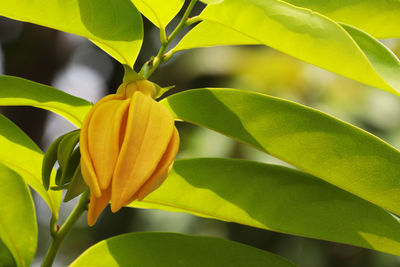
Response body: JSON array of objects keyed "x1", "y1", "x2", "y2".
[{"x1": 1, "y1": 2, "x2": 400, "y2": 266}]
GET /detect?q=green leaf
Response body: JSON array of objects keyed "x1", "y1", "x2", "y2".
[
  {"x1": 161, "y1": 89, "x2": 400, "y2": 217},
  {"x1": 282, "y1": 0, "x2": 400, "y2": 39},
  {"x1": 0, "y1": 240, "x2": 15, "y2": 267},
  {"x1": 131, "y1": 0, "x2": 184, "y2": 28},
  {"x1": 174, "y1": 0, "x2": 400, "y2": 96},
  {"x1": 0, "y1": 163, "x2": 37, "y2": 267},
  {"x1": 0, "y1": 0, "x2": 143, "y2": 66},
  {"x1": 0, "y1": 113, "x2": 61, "y2": 217},
  {"x1": 0, "y1": 75, "x2": 92, "y2": 126},
  {"x1": 340, "y1": 23, "x2": 400, "y2": 91},
  {"x1": 174, "y1": 20, "x2": 258, "y2": 49},
  {"x1": 71, "y1": 232, "x2": 297, "y2": 267},
  {"x1": 132, "y1": 158, "x2": 400, "y2": 256}
]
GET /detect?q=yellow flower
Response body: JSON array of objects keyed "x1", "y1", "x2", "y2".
[{"x1": 80, "y1": 80, "x2": 179, "y2": 226}]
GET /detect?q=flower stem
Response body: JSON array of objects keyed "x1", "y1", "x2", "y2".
[
  {"x1": 140, "y1": 0, "x2": 199, "y2": 78},
  {"x1": 41, "y1": 191, "x2": 89, "y2": 267}
]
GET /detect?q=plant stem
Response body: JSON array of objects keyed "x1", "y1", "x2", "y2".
[
  {"x1": 140, "y1": 0, "x2": 199, "y2": 78},
  {"x1": 41, "y1": 191, "x2": 90, "y2": 267},
  {"x1": 49, "y1": 215, "x2": 58, "y2": 238}
]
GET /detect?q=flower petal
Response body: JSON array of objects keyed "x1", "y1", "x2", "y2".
[
  {"x1": 121, "y1": 128, "x2": 179, "y2": 206},
  {"x1": 136, "y1": 127, "x2": 180, "y2": 201},
  {"x1": 87, "y1": 187, "x2": 111, "y2": 226},
  {"x1": 111, "y1": 92, "x2": 174, "y2": 212},
  {"x1": 80, "y1": 95, "x2": 122, "y2": 197},
  {"x1": 88, "y1": 98, "x2": 130, "y2": 190}
]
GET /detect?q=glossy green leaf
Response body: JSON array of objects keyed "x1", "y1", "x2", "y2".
[
  {"x1": 161, "y1": 88, "x2": 400, "y2": 217},
  {"x1": 175, "y1": 21, "x2": 258, "y2": 49},
  {"x1": 0, "y1": 113, "x2": 61, "y2": 216},
  {"x1": 71, "y1": 232, "x2": 297, "y2": 267},
  {"x1": 132, "y1": 159, "x2": 400, "y2": 256},
  {"x1": 0, "y1": 0, "x2": 143, "y2": 66},
  {"x1": 175, "y1": 0, "x2": 400, "y2": 96},
  {"x1": 131, "y1": 0, "x2": 184, "y2": 28},
  {"x1": 0, "y1": 163, "x2": 37, "y2": 267},
  {"x1": 283, "y1": 0, "x2": 400, "y2": 39},
  {"x1": 0, "y1": 240, "x2": 15, "y2": 267},
  {"x1": 0, "y1": 76, "x2": 92, "y2": 126},
  {"x1": 340, "y1": 23, "x2": 400, "y2": 92}
]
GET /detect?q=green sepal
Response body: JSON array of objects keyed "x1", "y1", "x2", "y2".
[
  {"x1": 43, "y1": 129, "x2": 80, "y2": 190},
  {"x1": 50, "y1": 184, "x2": 70, "y2": 191},
  {"x1": 42, "y1": 134, "x2": 65, "y2": 190},
  {"x1": 55, "y1": 168, "x2": 63, "y2": 186},
  {"x1": 155, "y1": 84, "x2": 175, "y2": 99},
  {"x1": 64, "y1": 164, "x2": 88, "y2": 202},
  {"x1": 122, "y1": 64, "x2": 174, "y2": 99},
  {"x1": 57, "y1": 130, "x2": 80, "y2": 175},
  {"x1": 200, "y1": 0, "x2": 224, "y2": 4},
  {"x1": 59, "y1": 147, "x2": 81, "y2": 186},
  {"x1": 122, "y1": 64, "x2": 145, "y2": 84}
]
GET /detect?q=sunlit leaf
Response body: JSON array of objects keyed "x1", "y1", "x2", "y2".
[
  {"x1": 0, "y1": 163, "x2": 37, "y2": 267},
  {"x1": 283, "y1": 0, "x2": 400, "y2": 39},
  {"x1": 0, "y1": 75, "x2": 92, "y2": 126},
  {"x1": 131, "y1": 0, "x2": 184, "y2": 28},
  {"x1": 71, "y1": 232, "x2": 297, "y2": 267},
  {"x1": 174, "y1": 0, "x2": 400, "y2": 96},
  {"x1": 0, "y1": 113, "x2": 61, "y2": 216},
  {"x1": 161, "y1": 88, "x2": 400, "y2": 217},
  {"x1": 132, "y1": 159, "x2": 400, "y2": 256},
  {"x1": 0, "y1": 0, "x2": 143, "y2": 66},
  {"x1": 175, "y1": 21, "x2": 258, "y2": 49},
  {"x1": 340, "y1": 23, "x2": 400, "y2": 92}
]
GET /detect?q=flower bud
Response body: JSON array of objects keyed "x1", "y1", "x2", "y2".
[{"x1": 80, "y1": 80, "x2": 179, "y2": 226}]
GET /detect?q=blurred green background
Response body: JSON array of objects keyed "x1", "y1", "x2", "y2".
[{"x1": 1, "y1": 3, "x2": 400, "y2": 266}]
